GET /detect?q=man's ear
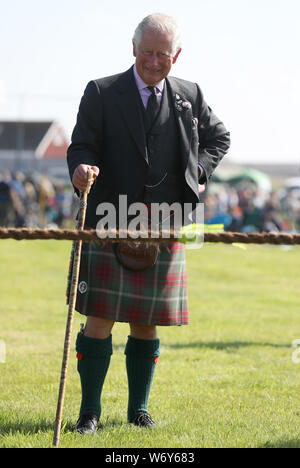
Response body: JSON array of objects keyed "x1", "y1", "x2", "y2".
[
  {"x1": 132, "y1": 41, "x2": 137, "y2": 57},
  {"x1": 172, "y1": 48, "x2": 182, "y2": 64}
]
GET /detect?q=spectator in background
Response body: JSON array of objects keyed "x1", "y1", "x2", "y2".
[
  {"x1": 23, "y1": 178, "x2": 38, "y2": 227},
  {"x1": 241, "y1": 199, "x2": 264, "y2": 232},
  {"x1": 53, "y1": 184, "x2": 65, "y2": 227},
  {"x1": 10, "y1": 171, "x2": 26, "y2": 227},
  {"x1": 0, "y1": 170, "x2": 14, "y2": 226},
  {"x1": 262, "y1": 209, "x2": 282, "y2": 232},
  {"x1": 261, "y1": 191, "x2": 283, "y2": 232}
]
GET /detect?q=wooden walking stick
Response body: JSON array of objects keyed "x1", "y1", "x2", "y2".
[{"x1": 53, "y1": 168, "x2": 94, "y2": 447}]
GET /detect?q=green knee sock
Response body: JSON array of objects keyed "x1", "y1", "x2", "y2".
[
  {"x1": 124, "y1": 335, "x2": 160, "y2": 422},
  {"x1": 76, "y1": 332, "x2": 112, "y2": 420}
]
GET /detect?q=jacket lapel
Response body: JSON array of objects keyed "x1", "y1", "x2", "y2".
[
  {"x1": 115, "y1": 67, "x2": 148, "y2": 162},
  {"x1": 166, "y1": 77, "x2": 193, "y2": 169},
  {"x1": 166, "y1": 77, "x2": 199, "y2": 199}
]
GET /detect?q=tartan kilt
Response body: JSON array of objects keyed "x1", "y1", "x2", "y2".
[{"x1": 66, "y1": 240, "x2": 188, "y2": 326}]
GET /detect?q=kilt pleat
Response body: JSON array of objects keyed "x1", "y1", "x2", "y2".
[{"x1": 66, "y1": 241, "x2": 188, "y2": 326}]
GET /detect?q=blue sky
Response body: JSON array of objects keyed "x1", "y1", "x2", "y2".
[{"x1": 0, "y1": 0, "x2": 299, "y2": 164}]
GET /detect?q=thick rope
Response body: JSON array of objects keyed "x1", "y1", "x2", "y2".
[{"x1": 1, "y1": 228, "x2": 300, "y2": 245}]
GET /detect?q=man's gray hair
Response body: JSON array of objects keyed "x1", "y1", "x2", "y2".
[{"x1": 133, "y1": 13, "x2": 181, "y2": 56}]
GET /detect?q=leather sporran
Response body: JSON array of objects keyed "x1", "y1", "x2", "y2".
[{"x1": 114, "y1": 241, "x2": 159, "y2": 271}]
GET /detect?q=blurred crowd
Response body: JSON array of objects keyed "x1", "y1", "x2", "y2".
[
  {"x1": 0, "y1": 169, "x2": 77, "y2": 228},
  {"x1": 203, "y1": 182, "x2": 300, "y2": 233},
  {"x1": 1, "y1": 168, "x2": 300, "y2": 233}
]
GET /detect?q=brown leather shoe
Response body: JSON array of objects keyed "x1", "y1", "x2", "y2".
[{"x1": 75, "y1": 414, "x2": 99, "y2": 434}]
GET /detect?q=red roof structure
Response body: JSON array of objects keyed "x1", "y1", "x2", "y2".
[{"x1": 0, "y1": 120, "x2": 69, "y2": 158}]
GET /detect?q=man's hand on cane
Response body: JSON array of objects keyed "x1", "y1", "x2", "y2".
[{"x1": 72, "y1": 164, "x2": 99, "y2": 192}]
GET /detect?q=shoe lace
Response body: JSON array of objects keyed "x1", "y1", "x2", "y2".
[{"x1": 135, "y1": 412, "x2": 154, "y2": 425}]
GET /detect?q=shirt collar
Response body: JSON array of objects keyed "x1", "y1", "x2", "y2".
[{"x1": 133, "y1": 64, "x2": 165, "y2": 93}]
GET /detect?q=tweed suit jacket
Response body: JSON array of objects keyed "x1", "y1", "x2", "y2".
[{"x1": 67, "y1": 66, "x2": 230, "y2": 228}]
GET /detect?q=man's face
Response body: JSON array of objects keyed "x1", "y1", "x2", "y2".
[{"x1": 133, "y1": 30, "x2": 181, "y2": 85}]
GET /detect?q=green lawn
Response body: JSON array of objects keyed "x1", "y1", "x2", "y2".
[{"x1": 0, "y1": 240, "x2": 299, "y2": 448}]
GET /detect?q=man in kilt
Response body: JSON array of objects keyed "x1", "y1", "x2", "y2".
[{"x1": 67, "y1": 12, "x2": 230, "y2": 433}]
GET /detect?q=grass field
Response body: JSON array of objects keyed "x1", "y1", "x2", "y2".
[{"x1": 0, "y1": 239, "x2": 299, "y2": 448}]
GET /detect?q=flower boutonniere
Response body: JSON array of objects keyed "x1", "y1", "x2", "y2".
[{"x1": 175, "y1": 94, "x2": 192, "y2": 112}]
